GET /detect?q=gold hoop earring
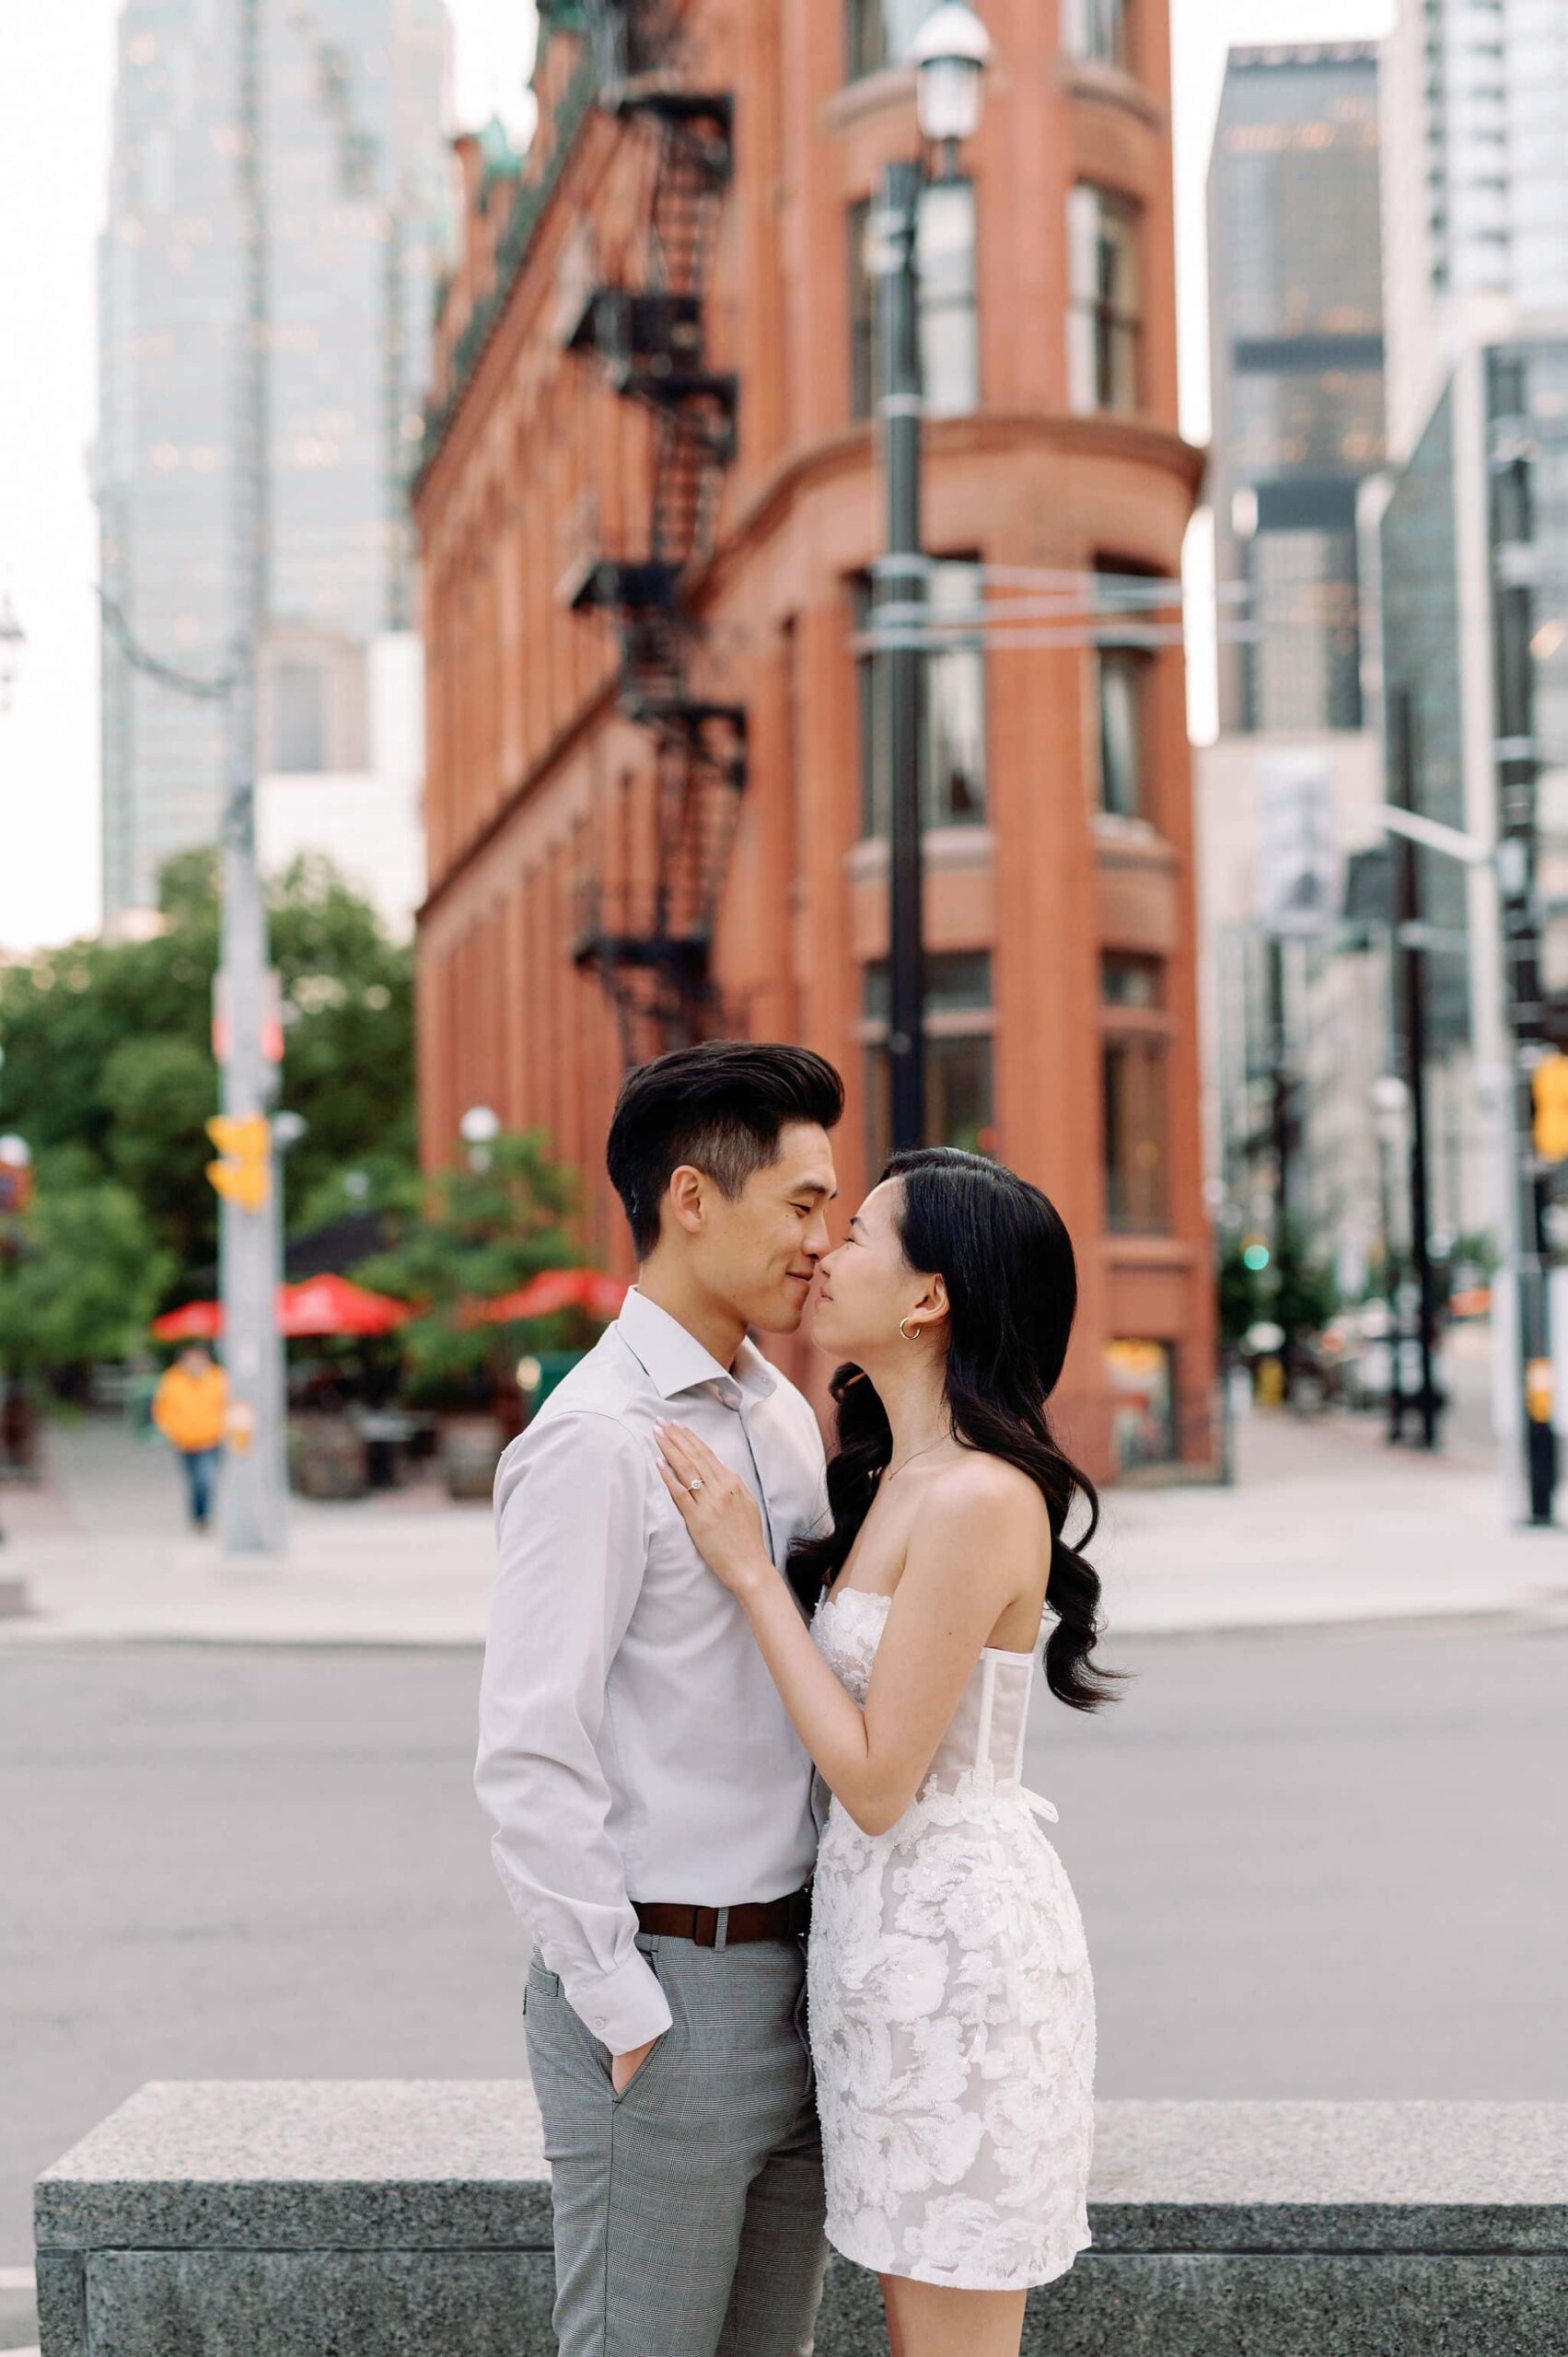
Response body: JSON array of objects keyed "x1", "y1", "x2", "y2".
[{"x1": 899, "y1": 1315, "x2": 919, "y2": 1342}]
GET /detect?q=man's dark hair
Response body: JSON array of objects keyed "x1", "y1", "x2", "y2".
[{"x1": 606, "y1": 1039, "x2": 844, "y2": 1260}]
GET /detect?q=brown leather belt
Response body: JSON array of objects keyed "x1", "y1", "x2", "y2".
[{"x1": 633, "y1": 1886, "x2": 811, "y2": 1948}]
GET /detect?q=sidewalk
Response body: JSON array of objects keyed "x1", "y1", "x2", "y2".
[
  {"x1": 0, "y1": 1405, "x2": 1563, "y2": 1649},
  {"x1": 1096, "y1": 1404, "x2": 1567, "y2": 1636},
  {"x1": 0, "y1": 1418, "x2": 494, "y2": 1646}
]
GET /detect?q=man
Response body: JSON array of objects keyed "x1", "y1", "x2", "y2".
[
  {"x1": 475, "y1": 1039, "x2": 843, "y2": 2357},
  {"x1": 150, "y1": 1343, "x2": 228, "y2": 1529}
]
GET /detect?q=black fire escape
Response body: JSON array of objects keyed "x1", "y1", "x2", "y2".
[{"x1": 556, "y1": 1, "x2": 746, "y2": 1065}]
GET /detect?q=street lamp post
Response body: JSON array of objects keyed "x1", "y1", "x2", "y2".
[
  {"x1": 460, "y1": 1104, "x2": 501, "y2": 1175},
  {"x1": 870, "y1": 5, "x2": 990, "y2": 1155},
  {"x1": 1387, "y1": 686, "x2": 1443, "y2": 1450}
]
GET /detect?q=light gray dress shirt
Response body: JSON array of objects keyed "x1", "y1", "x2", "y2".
[{"x1": 475, "y1": 1285, "x2": 829, "y2": 2053}]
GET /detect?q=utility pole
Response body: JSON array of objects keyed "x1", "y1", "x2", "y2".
[
  {"x1": 1489, "y1": 352, "x2": 1558, "y2": 1526},
  {"x1": 1388, "y1": 685, "x2": 1442, "y2": 1448},
  {"x1": 214, "y1": 0, "x2": 287, "y2": 1556},
  {"x1": 875, "y1": 157, "x2": 926, "y2": 1155}
]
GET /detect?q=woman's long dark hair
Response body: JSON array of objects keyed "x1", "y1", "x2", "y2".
[{"x1": 786, "y1": 1146, "x2": 1128, "y2": 1713}]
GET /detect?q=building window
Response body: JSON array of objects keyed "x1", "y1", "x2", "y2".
[
  {"x1": 1063, "y1": 0, "x2": 1131, "y2": 68},
  {"x1": 1101, "y1": 952, "x2": 1168, "y2": 1232},
  {"x1": 271, "y1": 660, "x2": 326, "y2": 772},
  {"x1": 1097, "y1": 646, "x2": 1149, "y2": 819},
  {"x1": 855, "y1": 559, "x2": 987, "y2": 835},
  {"x1": 849, "y1": 180, "x2": 978, "y2": 424},
  {"x1": 845, "y1": 0, "x2": 937, "y2": 80},
  {"x1": 1101, "y1": 951, "x2": 1163, "y2": 1007},
  {"x1": 1067, "y1": 185, "x2": 1141, "y2": 415},
  {"x1": 862, "y1": 950, "x2": 995, "y2": 1170}
]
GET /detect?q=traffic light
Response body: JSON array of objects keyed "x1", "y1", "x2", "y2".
[
  {"x1": 1532, "y1": 1053, "x2": 1568, "y2": 1162},
  {"x1": 205, "y1": 1113, "x2": 272, "y2": 1211}
]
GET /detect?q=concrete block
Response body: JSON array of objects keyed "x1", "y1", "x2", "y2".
[
  {"x1": 34, "y1": 2086, "x2": 1568, "y2": 2356},
  {"x1": 82, "y1": 2252, "x2": 555, "y2": 2357}
]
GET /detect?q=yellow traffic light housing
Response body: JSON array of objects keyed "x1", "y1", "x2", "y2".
[
  {"x1": 1532, "y1": 1053, "x2": 1568, "y2": 1163},
  {"x1": 205, "y1": 1113, "x2": 272, "y2": 1211}
]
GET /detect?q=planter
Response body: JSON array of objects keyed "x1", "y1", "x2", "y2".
[
  {"x1": 439, "y1": 1412, "x2": 505, "y2": 1501},
  {"x1": 287, "y1": 1414, "x2": 369, "y2": 1501}
]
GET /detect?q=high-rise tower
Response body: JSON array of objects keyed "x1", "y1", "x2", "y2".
[
  {"x1": 97, "y1": 0, "x2": 451, "y2": 928},
  {"x1": 1207, "y1": 44, "x2": 1386, "y2": 736}
]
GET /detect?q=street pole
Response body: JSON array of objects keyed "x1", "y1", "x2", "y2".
[
  {"x1": 1263, "y1": 934, "x2": 1302, "y2": 1400},
  {"x1": 877, "y1": 158, "x2": 926, "y2": 1155},
  {"x1": 1489, "y1": 352, "x2": 1558, "y2": 1525},
  {"x1": 217, "y1": 0, "x2": 287, "y2": 1557},
  {"x1": 1375, "y1": 1111, "x2": 1401, "y2": 1433},
  {"x1": 1388, "y1": 685, "x2": 1442, "y2": 1448}
]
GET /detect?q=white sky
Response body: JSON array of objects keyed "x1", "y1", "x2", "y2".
[{"x1": 0, "y1": 0, "x2": 1392, "y2": 955}]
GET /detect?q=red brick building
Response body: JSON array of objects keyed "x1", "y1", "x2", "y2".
[{"x1": 412, "y1": 0, "x2": 1214, "y2": 1472}]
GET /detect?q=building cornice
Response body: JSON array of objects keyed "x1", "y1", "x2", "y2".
[
  {"x1": 412, "y1": 39, "x2": 599, "y2": 509},
  {"x1": 705, "y1": 409, "x2": 1205, "y2": 594}
]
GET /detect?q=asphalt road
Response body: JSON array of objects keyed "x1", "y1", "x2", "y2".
[{"x1": 4, "y1": 1620, "x2": 1564, "y2": 2272}]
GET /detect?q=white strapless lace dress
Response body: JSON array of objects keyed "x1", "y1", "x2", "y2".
[{"x1": 806, "y1": 1585, "x2": 1096, "y2": 2292}]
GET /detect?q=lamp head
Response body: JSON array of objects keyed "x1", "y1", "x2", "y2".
[{"x1": 912, "y1": 4, "x2": 992, "y2": 147}]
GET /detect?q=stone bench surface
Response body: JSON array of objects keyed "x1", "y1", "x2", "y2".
[{"x1": 35, "y1": 2085, "x2": 1568, "y2": 2257}]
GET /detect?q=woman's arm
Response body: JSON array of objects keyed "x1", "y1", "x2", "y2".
[{"x1": 653, "y1": 1421, "x2": 1040, "y2": 1835}]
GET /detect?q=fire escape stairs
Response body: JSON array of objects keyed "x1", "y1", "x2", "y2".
[{"x1": 558, "y1": 6, "x2": 747, "y2": 1060}]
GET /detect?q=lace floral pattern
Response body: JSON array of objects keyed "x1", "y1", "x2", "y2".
[{"x1": 806, "y1": 1588, "x2": 1096, "y2": 2292}]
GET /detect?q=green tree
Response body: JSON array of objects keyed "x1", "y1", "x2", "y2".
[
  {"x1": 350, "y1": 1130, "x2": 581, "y2": 1406},
  {"x1": 0, "y1": 1147, "x2": 174, "y2": 1377},
  {"x1": 0, "y1": 849, "x2": 412, "y2": 1301},
  {"x1": 1216, "y1": 1222, "x2": 1338, "y2": 1353}
]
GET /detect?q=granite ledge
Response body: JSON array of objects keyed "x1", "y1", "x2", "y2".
[{"x1": 34, "y1": 2088, "x2": 1568, "y2": 2262}]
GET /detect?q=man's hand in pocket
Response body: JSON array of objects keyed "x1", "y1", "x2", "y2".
[{"x1": 611, "y1": 2034, "x2": 661, "y2": 2095}]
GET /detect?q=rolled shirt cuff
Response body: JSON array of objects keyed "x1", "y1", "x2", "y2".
[{"x1": 562, "y1": 1946, "x2": 674, "y2": 2054}]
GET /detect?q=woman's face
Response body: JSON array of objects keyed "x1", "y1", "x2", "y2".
[{"x1": 808, "y1": 1178, "x2": 942, "y2": 1358}]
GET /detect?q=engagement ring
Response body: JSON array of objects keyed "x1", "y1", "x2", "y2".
[{"x1": 688, "y1": 1477, "x2": 704, "y2": 1493}]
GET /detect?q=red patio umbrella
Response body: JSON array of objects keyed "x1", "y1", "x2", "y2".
[
  {"x1": 150, "y1": 1275, "x2": 411, "y2": 1341},
  {"x1": 276, "y1": 1274, "x2": 411, "y2": 1337},
  {"x1": 149, "y1": 1299, "x2": 224, "y2": 1342},
  {"x1": 462, "y1": 1268, "x2": 630, "y2": 1326}
]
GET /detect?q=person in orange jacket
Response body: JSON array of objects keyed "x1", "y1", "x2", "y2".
[{"x1": 151, "y1": 1344, "x2": 228, "y2": 1529}]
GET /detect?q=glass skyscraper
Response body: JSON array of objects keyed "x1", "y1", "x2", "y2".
[
  {"x1": 98, "y1": 0, "x2": 450, "y2": 924},
  {"x1": 1382, "y1": 0, "x2": 1568, "y2": 459},
  {"x1": 1207, "y1": 44, "x2": 1387, "y2": 736}
]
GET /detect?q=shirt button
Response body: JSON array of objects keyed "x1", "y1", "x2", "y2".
[{"x1": 593, "y1": 2015, "x2": 606, "y2": 2029}]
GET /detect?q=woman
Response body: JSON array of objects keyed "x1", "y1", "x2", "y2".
[{"x1": 654, "y1": 1144, "x2": 1122, "y2": 2357}]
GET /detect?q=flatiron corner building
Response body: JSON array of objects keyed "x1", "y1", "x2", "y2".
[{"x1": 412, "y1": 0, "x2": 1214, "y2": 1475}]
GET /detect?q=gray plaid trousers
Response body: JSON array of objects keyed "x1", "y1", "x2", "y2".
[{"x1": 524, "y1": 1928, "x2": 829, "y2": 2357}]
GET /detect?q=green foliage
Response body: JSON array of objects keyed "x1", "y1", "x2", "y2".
[
  {"x1": 100, "y1": 1036, "x2": 220, "y2": 1271},
  {"x1": 1216, "y1": 1220, "x2": 1339, "y2": 1350},
  {"x1": 350, "y1": 1131, "x2": 581, "y2": 1408},
  {"x1": 0, "y1": 849, "x2": 413, "y2": 1305},
  {"x1": 0, "y1": 1146, "x2": 174, "y2": 1375}
]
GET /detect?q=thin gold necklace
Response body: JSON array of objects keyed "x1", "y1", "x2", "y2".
[{"x1": 882, "y1": 1431, "x2": 950, "y2": 1481}]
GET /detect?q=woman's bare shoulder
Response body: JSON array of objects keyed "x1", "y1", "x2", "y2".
[{"x1": 921, "y1": 1450, "x2": 1048, "y2": 1527}]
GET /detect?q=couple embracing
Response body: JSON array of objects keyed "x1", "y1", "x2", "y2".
[{"x1": 474, "y1": 1040, "x2": 1118, "y2": 2357}]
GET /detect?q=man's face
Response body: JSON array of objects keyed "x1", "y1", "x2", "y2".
[{"x1": 686, "y1": 1120, "x2": 839, "y2": 1335}]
